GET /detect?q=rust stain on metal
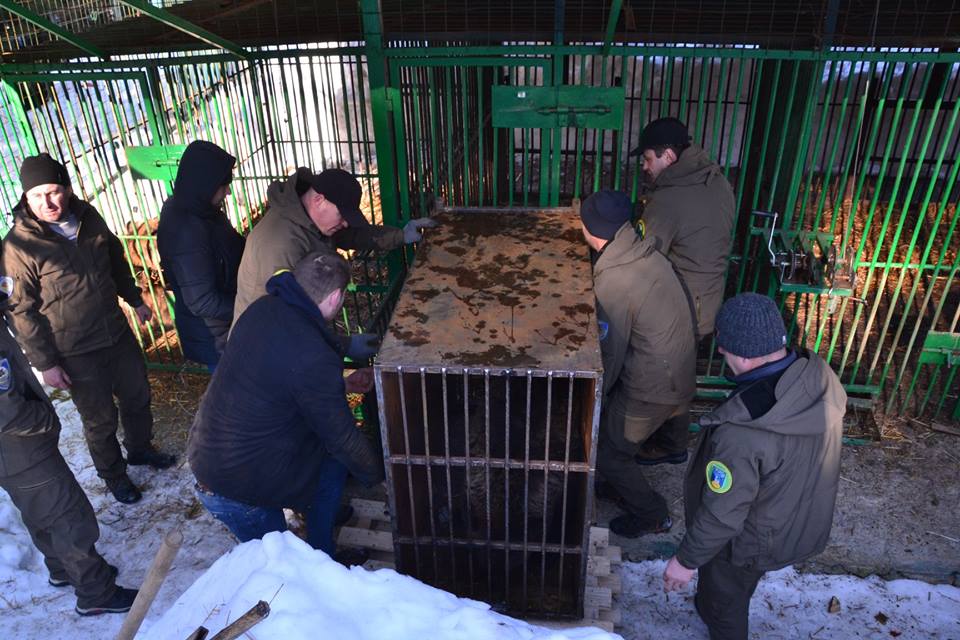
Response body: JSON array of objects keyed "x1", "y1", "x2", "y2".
[{"x1": 377, "y1": 208, "x2": 602, "y2": 372}]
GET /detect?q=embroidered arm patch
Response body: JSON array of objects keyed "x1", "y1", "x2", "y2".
[{"x1": 705, "y1": 460, "x2": 733, "y2": 494}]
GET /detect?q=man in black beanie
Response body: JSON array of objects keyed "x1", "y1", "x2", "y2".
[
  {"x1": 579, "y1": 189, "x2": 697, "y2": 538},
  {"x1": 2, "y1": 153, "x2": 175, "y2": 505},
  {"x1": 632, "y1": 117, "x2": 736, "y2": 466},
  {"x1": 663, "y1": 292, "x2": 845, "y2": 640}
]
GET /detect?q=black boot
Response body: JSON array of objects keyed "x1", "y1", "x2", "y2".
[
  {"x1": 127, "y1": 447, "x2": 177, "y2": 469},
  {"x1": 75, "y1": 586, "x2": 138, "y2": 616},
  {"x1": 106, "y1": 475, "x2": 142, "y2": 504},
  {"x1": 333, "y1": 547, "x2": 369, "y2": 567}
]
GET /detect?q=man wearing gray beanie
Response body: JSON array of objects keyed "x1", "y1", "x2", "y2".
[
  {"x1": 662, "y1": 292, "x2": 845, "y2": 640},
  {"x1": 580, "y1": 189, "x2": 698, "y2": 538}
]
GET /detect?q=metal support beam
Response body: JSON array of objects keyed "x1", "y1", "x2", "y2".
[
  {"x1": 0, "y1": 0, "x2": 106, "y2": 59},
  {"x1": 115, "y1": 0, "x2": 251, "y2": 60},
  {"x1": 601, "y1": 0, "x2": 623, "y2": 55}
]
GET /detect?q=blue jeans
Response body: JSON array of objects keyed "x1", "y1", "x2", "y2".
[{"x1": 195, "y1": 456, "x2": 348, "y2": 555}]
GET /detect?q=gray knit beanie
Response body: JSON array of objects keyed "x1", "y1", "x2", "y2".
[{"x1": 715, "y1": 293, "x2": 787, "y2": 358}]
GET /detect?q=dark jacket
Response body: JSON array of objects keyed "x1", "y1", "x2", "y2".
[
  {"x1": 187, "y1": 271, "x2": 384, "y2": 509},
  {"x1": 641, "y1": 144, "x2": 735, "y2": 336},
  {"x1": 593, "y1": 222, "x2": 697, "y2": 408},
  {"x1": 0, "y1": 316, "x2": 61, "y2": 477},
  {"x1": 1, "y1": 197, "x2": 143, "y2": 370},
  {"x1": 233, "y1": 169, "x2": 404, "y2": 323},
  {"x1": 157, "y1": 141, "x2": 244, "y2": 364},
  {"x1": 677, "y1": 350, "x2": 845, "y2": 571}
]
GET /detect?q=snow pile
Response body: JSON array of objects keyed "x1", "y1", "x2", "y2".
[{"x1": 142, "y1": 530, "x2": 619, "y2": 640}]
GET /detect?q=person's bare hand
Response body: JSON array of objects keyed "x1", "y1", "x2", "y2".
[
  {"x1": 42, "y1": 366, "x2": 72, "y2": 389},
  {"x1": 663, "y1": 556, "x2": 696, "y2": 592},
  {"x1": 346, "y1": 368, "x2": 374, "y2": 393}
]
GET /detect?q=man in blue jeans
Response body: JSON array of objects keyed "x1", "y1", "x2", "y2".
[{"x1": 187, "y1": 249, "x2": 384, "y2": 562}]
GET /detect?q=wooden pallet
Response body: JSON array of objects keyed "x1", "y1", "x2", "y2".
[
  {"x1": 336, "y1": 501, "x2": 622, "y2": 633},
  {"x1": 336, "y1": 498, "x2": 396, "y2": 571}
]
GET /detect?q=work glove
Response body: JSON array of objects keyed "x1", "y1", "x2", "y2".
[
  {"x1": 346, "y1": 333, "x2": 380, "y2": 361},
  {"x1": 403, "y1": 217, "x2": 440, "y2": 243}
]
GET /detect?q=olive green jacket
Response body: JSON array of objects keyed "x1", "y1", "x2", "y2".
[
  {"x1": 233, "y1": 169, "x2": 403, "y2": 323},
  {"x1": 677, "y1": 351, "x2": 845, "y2": 571},
  {"x1": 641, "y1": 144, "x2": 735, "y2": 336},
  {"x1": 593, "y1": 222, "x2": 698, "y2": 408}
]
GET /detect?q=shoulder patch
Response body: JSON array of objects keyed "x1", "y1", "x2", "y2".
[
  {"x1": 635, "y1": 219, "x2": 645, "y2": 240},
  {"x1": 597, "y1": 320, "x2": 609, "y2": 341},
  {"x1": 705, "y1": 460, "x2": 733, "y2": 494},
  {"x1": 0, "y1": 358, "x2": 12, "y2": 392},
  {"x1": 0, "y1": 276, "x2": 14, "y2": 298}
]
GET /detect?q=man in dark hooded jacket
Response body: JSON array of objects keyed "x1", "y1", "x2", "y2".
[
  {"x1": 157, "y1": 141, "x2": 245, "y2": 369},
  {"x1": 0, "y1": 253, "x2": 138, "y2": 616},
  {"x1": 662, "y1": 293, "x2": 845, "y2": 640},
  {"x1": 188, "y1": 250, "x2": 384, "y2": 562}
]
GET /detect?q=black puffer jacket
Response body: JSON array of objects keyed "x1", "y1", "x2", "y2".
[
  {"x1": 157, "y1": 141, "x2": 244, "y2": 365},
  {"x1": 187, "y1": 271, "x2": 384, "y2": 509}
]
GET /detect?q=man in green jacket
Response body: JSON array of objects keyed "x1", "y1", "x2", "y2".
[
  {"x1": 579, "y1": 190, "x2": 698, "y2": 538},
  {"x1": 233, "y1": 168, "x2": 436, "y2": 358},
  {"x1": 2, "y1": 154, "x2": 174, "y2": 505},
  {"x1": 0, "y1": 273, "x2": 138, "y2": 616},
  {"x1": 663, "y1": 293, "x2": 845, "y2": 640},
  {"x1": 633, "y1": 117, "x2": 736, "y2": 466}
]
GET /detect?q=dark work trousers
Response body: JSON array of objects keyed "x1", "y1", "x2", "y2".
[
  {"x1": 0, "y1": 451, "x2": 116, "y2": 608},
  {"x1": 647, "y1": 405, "x2": 693, "y2": 454},
  {"x1": 60, "y1": 330, "x2": 153, "y2": 481},
  {"x1": 694, "y1": 555, "x2": 766, "y2": 640},
  {"x1": 597, "y1": 393, "x2": 687, "y2": 524}
]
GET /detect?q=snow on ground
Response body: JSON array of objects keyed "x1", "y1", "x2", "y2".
[{"x1": 1, "y1": 396, "x2": 959, "y2": 639}]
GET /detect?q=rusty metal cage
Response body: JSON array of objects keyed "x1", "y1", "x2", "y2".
[{"x1": 374, "y1": 206, "x2": 602, "y2": 618}]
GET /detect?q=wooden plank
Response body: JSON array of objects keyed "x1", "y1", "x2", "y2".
[
  {"x1": 337, "y1": 526, "x2": 394, "y2": 552},
  {"x1": 931, "y1": 422, "x2": 960, "y2": 437},
  {"x1": 589, "y1": 526, "x2": 609, "y2": 553},
  {"x1": 584, "y1": 586, "x2": 612, "y2": 611},
  {"x1": 586, "y1": 554, "x2": 611, "y2": 577},
  {"x1": 598, "y1": 607, "x2": 622, "y2": 624},
  {"x1": 598, "y1": 574, "x2": 621, "y2": 595},
  {"x1": 363, "y1": 559, "x2": 396, "y2": 571},
  {"x1": 604, "y1": 545, "x2": 622, "y2": 564},
  {"x1": 349, "y1": 498, "x2": 392, "y2": 522}
]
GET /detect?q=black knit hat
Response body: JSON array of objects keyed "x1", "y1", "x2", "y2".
[
  {"x1": 580, "y1": 190, "x2": 633, "y2": 241},
  {"x1": 634, "y1": 117, "x2": 691, "y2": 155},
  {"x1": 299, "y1": 168, "x2": 368, "y2": 227},
  {"x1": 715, "y1": 293, "x2": 788, "y2": 358},
  {"x1": 20, "y1": 153, "x2": 71, "y2": 194}
]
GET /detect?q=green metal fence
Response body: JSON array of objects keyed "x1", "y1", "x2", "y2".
[{"x1": 0, "y1": 36, "x2": 956, "y2": 419}]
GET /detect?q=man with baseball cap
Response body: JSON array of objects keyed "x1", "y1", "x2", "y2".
[
  {"x1": 579, "y1": 189, "x2": 697, "y2": 538},
  {"x1": 2, "y1": 153, "x2": 174, "y2": 505},
  {"x1": 233, "y1": 167, "x2": 437, "y2": 350},
  {"x1": 663, "y1": 292, "x2": 844, "y2": 640},
  {"x1": 632, "y1": 117, "x2": 736, "y2": 466}
]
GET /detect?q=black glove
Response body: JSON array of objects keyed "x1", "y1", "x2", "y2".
[{"x1": 346, "y1": 333, "x2": 380, "y2": 360}]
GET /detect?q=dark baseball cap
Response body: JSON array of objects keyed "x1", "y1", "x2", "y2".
[
  {"x1": 632, "y1": 117, "x2": 691, "y2": 155},
  {"x1": 307, "y1": 168, "x2": 369, "y2": 227}
]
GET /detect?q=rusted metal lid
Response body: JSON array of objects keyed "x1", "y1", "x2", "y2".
[{"x1": 376, "y1": 207, "x2": 602, "y2": 375}]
